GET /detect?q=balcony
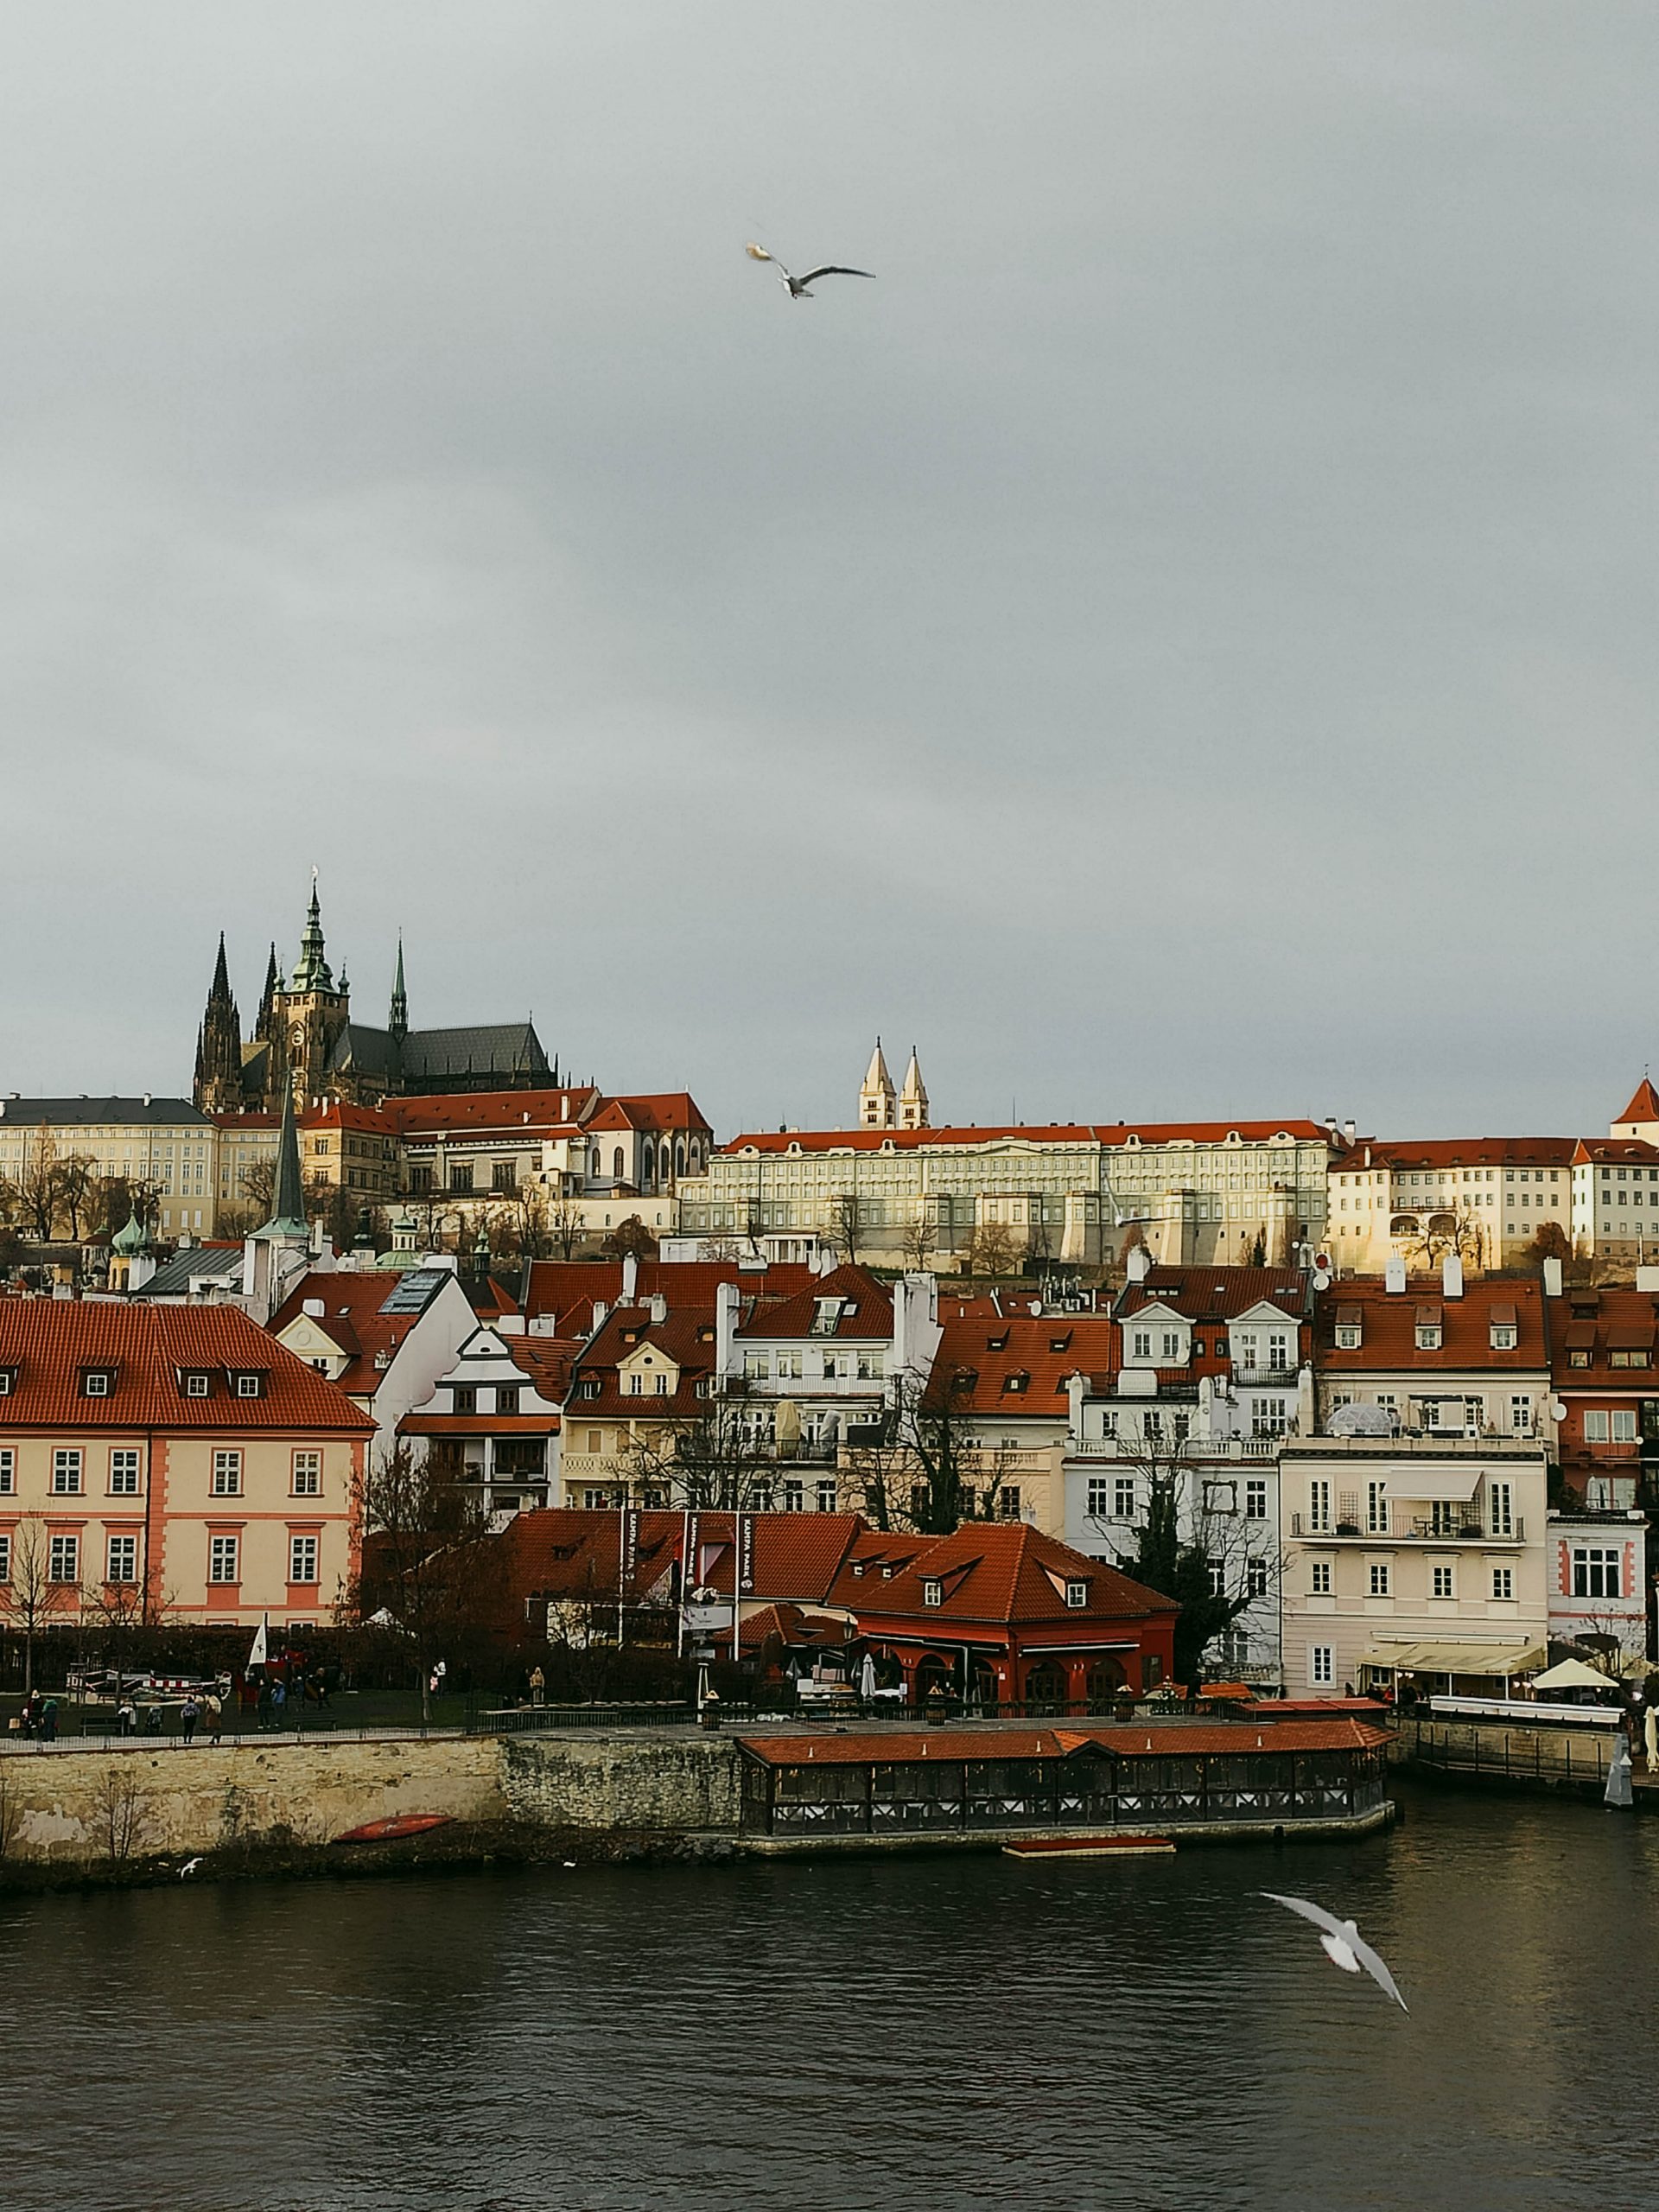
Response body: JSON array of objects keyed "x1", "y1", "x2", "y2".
[
  {"x1": 1069, "y1": 1435, "x2": 1281, "y2": 1461},
  {"x1": 1289, "y1": 1511, "x2": 1525, "y2": 1543},
  {"x1": 1232, "y1": 1369, "x2": 1296, "y2": 1389}
]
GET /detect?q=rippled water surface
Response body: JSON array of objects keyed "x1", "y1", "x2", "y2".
[{"x1": 0, "y1": 1783, "x2": 1652, "y2": 2212}]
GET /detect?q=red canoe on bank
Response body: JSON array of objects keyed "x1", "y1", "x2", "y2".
[{"x1": 332, "y1": 1814, "x2": 454, "y2": 1846}]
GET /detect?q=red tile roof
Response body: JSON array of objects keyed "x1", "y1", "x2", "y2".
[
  {"x1": 1357, "y1": 1137, "x2": 1579, "y2": 1169},
  {"x1": 269, "y1": 1270, "x2": 442, "y2": 1396},
  {"x1": 738, "y1": 1716, "x2": 1387, "y2": 1764},
  {"x1": 1119, "y1": 1266, "x2": 1306, "y2": 1319},
  {"x1": 1614, "y1": 1078, "x2": 1659, "y2": 1125},
  {"x1": 1572, "y1": 1137, "x2": 1659, "y2": 1166},
  {"x1": 734, "y1": 1265, "x2": 893, "y2": 1342},
  {"x1": 831, "y1": 1522, "x2": 1178, "y2": 1627},
  {"x1": 521, "y1": 1260, "x2": 817, "y2": 1332},
  {"x1": 740, "y1": 1602, "x2": 855, "y2": 1653},
  {"x1": 723, "y1": 1119, "x2": 1333, "y2": 1156},
  {"x1": 1546, "y1": 1289, "x2": 1659, "y2": 1387},
  {"x1": 385, "y1": 1087, "x2": 601, "y2": 1137},
  {"x1": 1316, "y1": 1277, "x2": 1548, "y2": 1372},
  {"x1": 565, "y1": 1304, "x2": 718, "y2": 1417},
  {"x1": 931, "y1": 1312, "x2": 1117, "y2": 1414},
  {"x1": 0, "y1": 1302, "x2": 372, "y2": 1432},
  {"x1": 586, "y1": 1093, "x2": 711, "y2": 1135}
]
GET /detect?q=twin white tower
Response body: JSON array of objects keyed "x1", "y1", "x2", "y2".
[{"x1": 859, "y1": 1039, "x2": 930, "y2": 1130}]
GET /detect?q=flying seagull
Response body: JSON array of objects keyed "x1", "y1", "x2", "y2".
[
  {"x1": 745, "y1": 242, "x2": 874, "y2": 300},
  {"x1": 1262, "y1": 1892, "x2": 1408, "y2": 2012},
  {"x1": 179, "y1": 1857, "x2": 204, "y2": 1879}
]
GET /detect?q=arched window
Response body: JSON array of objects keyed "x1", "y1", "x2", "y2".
[
  {"x1": 612, "y1": 1147, "x2": 624, "y2": 1181},
  {"x1": 642, "y1": 1141, "x2": 656, "y2": 1189},
  {"x1": 675, "y1": 1140, "x2": 686, "y2": 1176}
]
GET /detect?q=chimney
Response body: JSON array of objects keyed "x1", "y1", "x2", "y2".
[
  {"x1": 1344, "y1": 1119, "x2": 1357, "y2": 1146},
  {"x1": 620, "y1": 1250, "x2": 639, "y2": 1302},
  {"x1": 1384, "y1": 1255, "x2": 1407, "y2": 1294},
  {"x1": 1441, "y1": 1254, "x2": 1464, "y2": 1300},
  {"x1": 1543, "y1": 1255, "x2": 1565, "y2": 1299},
  {"x1": 648, "y1": 1292, "x2": 667, "y2": 1325},
  {"x1": 1127, "y1": 1244, "x2": 1151, "y2": 1284},
  {"x1": 715, "y1": 1279, "x2": 740, "y2": 1381}
]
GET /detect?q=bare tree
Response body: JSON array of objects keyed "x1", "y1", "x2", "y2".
[
  {"x1": 95, "y1": 1767, "x2": 152, "y2": 1865},
  {"x1": 548, "y1": 1198, "x2": 588, "y2": 1261},
  {"x1": 602, "y1": 1214, "x2": 658, "y2": 1260},
  {"x1": 963, "y1": 1222, "x2": 1019, "y2": 1279},
  {"x1": 842, "y1": 1368, "x2": 987, "y2": 1535},
  {"x1": 345, "y1": 1443, "x2": 507, "y2": 1725},
  {"x1": 830, "y1": 1193, "x2": 864, "y2": 1267},
  {"x1": 619, "y1": 1404, "x2": 779, "y2": 1512},
  {"x1": 0, "y1": 1519, "x2": 72, "y2": 1694},
  {"x1": 899, "y1": 1213, "x2": 935, "y2": 1270},
  {"x1": 8, "y1": 1132, "x2": 63, "y2": 1241},
  {"x1": 82, "y1": 1573, "x2": 175, "y2": 1701},
  {"x1": 1087, "y1": 1438, "x2": 1279, "y2": 1688},
  {"x1": 238, "y1": 1158, "x2": 276, "y2": 1216},
  {"x1": 94, "y1": 1173, "x2": 164, "y2": 1241},
  {"x1": 55, "y1": 1154, "x2": 105, "y2": 1241}
]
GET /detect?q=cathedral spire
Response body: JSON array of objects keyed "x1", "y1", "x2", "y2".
[
  {"x1": 860, "y1": 1036, "x2": 897, "y2": 1128},
  {"x1": 289, "y1": 871, "x2": 334, "y2": 995},
  {"x1": 193, "y1": 931, "x2": 243, "y2": 1111},
  {"x1": 255, "y1": 943, "x2": 280, "y2": 1043},
  {"x1": 389, "y1": 936, "x2": 409, "y2": 1044},
  {"x1": 899, "y1": 1045, "x2": 929, "y2": 1129},
  {"x1": 253, "y1": 1095, "x2": 309, "y2": 1243}
]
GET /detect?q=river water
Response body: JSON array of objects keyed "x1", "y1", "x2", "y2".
[{"x1": 0, "y1": 1782, "x2": 1650, "y2": 2212}]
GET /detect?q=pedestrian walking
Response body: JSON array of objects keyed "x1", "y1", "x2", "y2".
[
  {"x1": 256, "y1": 1679, "x2": 273, "y2": 1732},
  {"x1": 117, "y1": 1698, "x2": 137, "y2": 1738},
  {"x1": 270, "y1": 1678, "x2": 287, "y2": 1732},
  {"x1": 180, "y1": 1696, "x2": 199, "y2": 1745},
  {"x1": 204, "y1": 1692, "x2": 223, "y2": 1745},
  {"x1": 41, "y1": 1699, "x2": 58, "y2": 1744},
  {"x1": 529, "y1": 1665, "x2": 545, "y2": 1709}
]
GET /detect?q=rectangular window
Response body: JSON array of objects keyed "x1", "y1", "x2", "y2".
[
  {"x1": 184, "y1": 1372, "x2": 210, "y2": 1398},
  {"x1": 496, "y1": 1386, "x2": 520, "y2": 1414},
  {"x1": 1510, "y1": 1396, "x2": 1532, "y2": 1435},
  {"x1": 1244, "y1": 1478, "x2": 1268, "y2": 1520},
  {"x1": 1160, "y1": 1331, "x2": 1181, "y2": 1361},
  {"x1": 208, "y1": 1535, "x2": 239, "y2": 1584},
  {"x1": 1611, "y1": 1408, "x2": 1637, "y2": 1443},
  {"x1": 292, "y1": 1451, "x2": 321, "y2": 1496},
  {"x1": 1488, "y1": 1482, "x2": 1513, "y2": 1537},
  {"x1": 452, "y1": 1387, "x2": 476, "y2": 1414},
  {"x1": 48, "y1": 1534, "x2": 79, "y2": 1584},
  {"x1": 83, "y1": 1370, "x2": 110, "y2": 1398},
  {"x1": 0, "y1": 1534, "x2": 9, "y2": 1581},
  {"x1": 212, "y1": 1450, "x2": 243, "y2": 1497},
  {"x1": 109, "y1": 1449, "x2": 141, "y2": 1495},
  {"x1": 0, "y1": 1448, "x2": 14, "y2": 1495},
  {"x1": 816, "y1": 1480, "x2": 838, "y2": 1514},
  {"x1": 1491, "y1": 1566, "x2": 1514, "y2": 1600},
  {"x1": 1571, "y1": 1548, "x2": 1621, "y2": 1599},
  {"x1": 998, "y1": 1486, "x2": 1021, "y2": 1520},
  {"x1": 1310, "y1": 1560, "x2": 1332, "y2": 1595},
  {"x1": 1309, "y1": 1645, "x2": 1334, "y2": 1687},
  {"x1": 1131, "y1": 1331, "x2": 1152, "y2": 1360},
  {"x1": 1245, "y1": 1557, "x2": 1269, "y2": 1599},
  {"x1": 1366, "y1": 1480, "x2": 1389, "y2": 1535},
  {"x1": 106, "y1": 1534, "x2": 138, "y2": 1585},
  {"x1": 1086, "y1": 1476, "x2": 1111, "y2": 1517},
  {"x1": 448, "y1": 1163, "x2": 474, "y2": 1195},
  {"x1": 52, "y1": 1449, "x2": 83, "y2": 1495},
  {"x1": 1369, "y1": 1561, "x2": 1391, "y2": 1597},
  {"x1": 1115, "y1": 1474, "x2": 1137, "y2": 1519},
  {"x1": 1307, "y1": 1478, "x2": 1332, "y2": 1534},
  {"x1": 289, "y1": 1535, "x2": 320, "y2": 1586},
  {"x1": 1431, "y1": 1564, "x2": 1454, "y2": 1599},
  {"x1": 235, "y1": 1373, "x2": 262, "y2": 1399},
  {"x1": 491, "y1": 1161, "x2": 517, "y2": 1193},
  {"x1": 1583, "y1": 1410, "x2": 1610, "y2": 1442}
]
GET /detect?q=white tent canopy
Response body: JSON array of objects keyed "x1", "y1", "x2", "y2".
[{"x1": 1530, "y1": 1658, "x2": 1622, "y2": 1693}]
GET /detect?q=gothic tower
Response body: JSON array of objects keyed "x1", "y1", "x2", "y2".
[
  {"x1": 193, "y1": 933, "x2": 244, "y2": 1111},
  {"x1": 272, "y1": 877, "x2": 350, "y2": 1107},
  {"x1": 899, "y1": 1046, "x2": 930, "y2": 1130}
]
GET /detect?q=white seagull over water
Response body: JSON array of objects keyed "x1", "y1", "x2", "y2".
[
  {"x1": 745, "y1": 242, "x2": 874, "y2": 299},
  {"x1": 1262, "y1": 1892, "x2": 1408, "y2": 2012},
  {"x1": 179, "y1": 1857, "x2": 203, "y2": 1879}
]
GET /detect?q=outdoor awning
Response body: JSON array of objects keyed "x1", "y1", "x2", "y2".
[
  {"x1": 1360, "y1": 1641, "x2": 1546, "y2": 1676},
  {"x1": 1387, "y1": 1465, "x2": 1484, "y2": 1502}
]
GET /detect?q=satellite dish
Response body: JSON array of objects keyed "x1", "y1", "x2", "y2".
[
  {"x1": 1312, "y1": 1270, "x2": 1332, "y2": 1293},
  {"x1": 1329, "y1": 1402, "x2": 1399, "y2": 1437},
  {"x1": 1550, "y1": 1401, "x2": 1567, "y2": 1422}
]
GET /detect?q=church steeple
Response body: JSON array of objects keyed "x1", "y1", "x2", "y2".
[
  {"x1": 255, "y1": 944, "x2": 280, "y2": 1044},
  {"x1": 289, "y1": 874, "x2": 334, "y2": 994},
  {"x1": 860, "y1": 1037, "x2": 897, "y2": 1128},
  {"x1": 193, "y1": 931, "x2": 243, "y2": 1111},
  {"x1": 253, "y1": 1095, "x2": 309, "y2": 1243},
  {"x1": 899, "y1": 1046, "x2": 930, "y2": 1129},
  {"x1": 389, "y1": 937, "x2": 409, "y2": 1045}
]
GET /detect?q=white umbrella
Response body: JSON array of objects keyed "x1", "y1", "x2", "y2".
[{"x1": 1531, "y1": 1658, "x2": 1618, "y2": 1693}]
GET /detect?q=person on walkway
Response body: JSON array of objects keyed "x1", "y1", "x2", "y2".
[
  {"x1": 204, "y1": 1692, "x2": 223, "y2": 1745},
  {"x1": 117, "y1": 1698, "x2": 137, "y2": 1738},
  {"x1": 270, "y1": 1678, "x2": 287, "y2": 1732},
  {"x1": 256, "y1": 1679, "x2": 273, "y2": 1732},
  {"x1": 529, "y1": 1665, "x2": 545, "y2": 1709},
  {"x1": 180, "y1": 1697, "x2": 199, "y2": 1745},
  {"x1": 41, "y1": 1700, "x2": 57, "y2": 1744},
  {"x1": 1644, "y1": 1700, "x2": 1658, "y2": 1770}
]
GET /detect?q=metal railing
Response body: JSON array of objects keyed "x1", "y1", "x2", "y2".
[{"x1": 1409, "y1": 1721, "x2": 1612, "y2": 1785}]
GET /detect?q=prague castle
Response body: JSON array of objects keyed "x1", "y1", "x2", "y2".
[{"x1": 194, "y1": 880, "x2": 553, "y2": 1113}]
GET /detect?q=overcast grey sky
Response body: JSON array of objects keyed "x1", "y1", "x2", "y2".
[{"x1": 1, "y1": 3, "x2": 1653, "y2": 1138}]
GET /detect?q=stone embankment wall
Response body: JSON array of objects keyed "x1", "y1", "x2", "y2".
[
  {"x1": 0, "y1": 1737, "x2": 505, "y2": 1863},
  {"x1": 501, "y1": 1733, "x2": 742, "y2": 1834},
  {"x1": 1406, "y1": 1718, "x2": 1619, "y2": 1786}
]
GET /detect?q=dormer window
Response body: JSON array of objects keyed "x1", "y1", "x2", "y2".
[
  {"x1": 497, "y1": 1386, "x2": 520, "y2": 1414},
  {"x1": 452, "y1": 1385, "x2": 476, "y2": 1414},
  {"x1": 1002, "y1": 1370, "x2": 1030, "y2": 1394},
  {"x1": 1065, "y1": 1579, "x2": 1088, "y2": 1609},
  {"x1": 182, "y1": 1371, "x2": 211, "y2": 1399},
  {"x1": 1334, "y1": 1305, "x2": 1362, "y2": 1351},
  {"x1": 811, "y1": 1298, "x2": 847, "y2": 1337},
  {"x1": 1414, "y1": 1305, "x2": 1443, "y2": 1351},
  {"x1": 0, "y1": 1368, "x2": 15, "y2": 1396},
  {"x1": 81, "y1": 1368, "x2": 116, "y2": 1399},
  {"x1": 1489, "y1": 1303, "x2": 1517, "y2": 1351},
  {"x1": 921, "y1": 1576, "x2": 943, "y2": 1607},
  {"x1": 232, "y1": 1371, "x2": 265, "y2": 1400}
]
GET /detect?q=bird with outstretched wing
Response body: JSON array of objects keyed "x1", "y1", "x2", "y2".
[
  {"x1": 1262, "y1": 1891, "x2": 1409, "y2": 2012},
  {"x1": 746, "y1": 242, "x2": 875, "y2": 300}
]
